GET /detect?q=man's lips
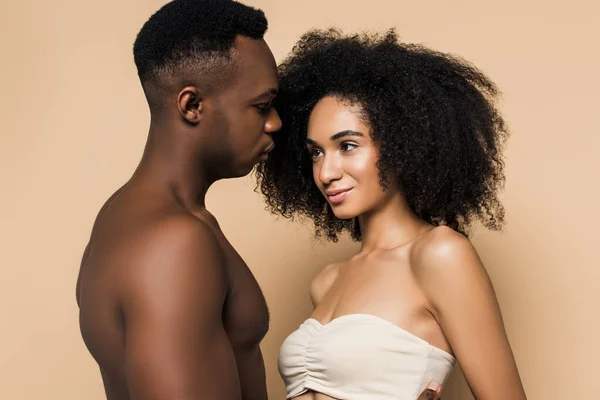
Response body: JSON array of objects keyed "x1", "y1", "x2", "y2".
[
  {"x1": 262, "y1": 142, "x2": 275, "y2": 154},
  {"x1": 259, "y1": 142, "x2": 275, "y2": 161}
]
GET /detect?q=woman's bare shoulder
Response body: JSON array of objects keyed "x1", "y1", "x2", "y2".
[
  {"x1": 409, "y1": 226, "x2": 484, "y2": 282},
  {"x1": 310, "y1": 262, "x2": 342, "y2": 307}
]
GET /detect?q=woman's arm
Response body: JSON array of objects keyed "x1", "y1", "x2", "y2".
[{"x1": 417, "y1": 227, "x2": 526, "y2": 399}]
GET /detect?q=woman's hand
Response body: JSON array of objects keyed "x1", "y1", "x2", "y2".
[{"x1": 417, "y1": 381, "x2": 442, "y2": 400}]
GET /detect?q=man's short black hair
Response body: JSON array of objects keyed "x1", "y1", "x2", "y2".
[{"x1": 133, "y1": 0, "x2": 268, "y2": 101}]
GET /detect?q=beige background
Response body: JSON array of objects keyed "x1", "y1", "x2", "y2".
[{"x1": 1, "y1": 0, "x2": 598, "y2": 399}]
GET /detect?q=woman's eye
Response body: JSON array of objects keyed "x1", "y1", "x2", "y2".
[
  {"x1": 308, "y1": 148, "x2": 322, "y2": 158},
  {"x1": 341, "y1": 142, "x2": 358, "y2": 152}
]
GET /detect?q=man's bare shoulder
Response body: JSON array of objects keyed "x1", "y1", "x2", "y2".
[
  {"x1": 135, "y1": 212, "x2": 220, "y2": 251},
  {"x1": 118, "y1": 212, "x2": 229, "y2": 305}
]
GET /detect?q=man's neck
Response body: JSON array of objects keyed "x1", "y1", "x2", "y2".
[{"x1": 133, "y1": 125, "x2": 215, "y2": 211}]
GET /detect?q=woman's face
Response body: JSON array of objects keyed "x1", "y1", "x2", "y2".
[{"x1": 306, "y1": 96, "x2": 396, "y2": 219}]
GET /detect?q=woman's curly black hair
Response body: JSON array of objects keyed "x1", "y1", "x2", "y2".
[{"x1": 255, "y1": 29, "x2": 508, "y2": 241}]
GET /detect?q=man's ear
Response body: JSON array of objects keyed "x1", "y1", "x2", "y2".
[{"x1": 177, "y1": 86, "x2": 204, "y2": 125}]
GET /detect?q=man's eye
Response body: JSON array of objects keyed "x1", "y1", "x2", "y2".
[{"x1": 255, "y1": 103, "x2": 271, "y2": 115}]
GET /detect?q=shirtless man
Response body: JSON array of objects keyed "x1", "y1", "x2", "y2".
[
  {"x1": 76, "y1": 1, "x2": 280, "y2": 399},
  {"x1": 76, "y1": 1, "x2": 443, "y2": 399}
]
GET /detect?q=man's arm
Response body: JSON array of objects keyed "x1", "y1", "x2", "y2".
[{"x1": 121, "y1": 216, "x2": 241, "y2": 400}]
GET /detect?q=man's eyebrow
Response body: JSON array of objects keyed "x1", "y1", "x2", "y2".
[
  {"x1": 250, "y1": 88, "x2": 278, "y2": 102},
  {"x1": 306, "y1": 130, "x2": 365, "y2": 146}
]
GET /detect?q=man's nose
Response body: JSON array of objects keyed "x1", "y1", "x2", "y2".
[{"x1": 265, "y1": 107, "x2": 282, "y2": 134}]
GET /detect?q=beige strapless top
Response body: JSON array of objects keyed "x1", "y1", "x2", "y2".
[{"x1": 278, "y1": 314, "x2": 456, "y2": 400}]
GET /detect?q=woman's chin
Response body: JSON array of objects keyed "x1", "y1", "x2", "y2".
[{"x1": 330, "y1": 206, "x2": 359, "y2": 220}]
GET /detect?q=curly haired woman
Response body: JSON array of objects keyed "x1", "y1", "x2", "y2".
[{"x1": 257, "y1": 29, "x2": 527, "y2": 400}]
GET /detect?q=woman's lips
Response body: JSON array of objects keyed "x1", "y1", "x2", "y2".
[{"x1": 327, "y1": 188, "x2": 353, "y2": 204}]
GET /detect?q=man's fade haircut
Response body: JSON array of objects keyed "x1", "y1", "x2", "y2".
[{"x1": 133, "y1": 0, "x2": 268, "y2": 105}]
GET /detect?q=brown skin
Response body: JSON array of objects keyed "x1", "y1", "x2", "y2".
[
  {"x1": 76, "y1": 36, "x2": 281, "y2": 400},
  {"x1": 300, "y1": 97, "x2": 527, "y2": 400}
]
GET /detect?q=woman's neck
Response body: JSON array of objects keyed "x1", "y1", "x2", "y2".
[{"x1": 357, "y1": 191, "x2": 431, "y2": 254}]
